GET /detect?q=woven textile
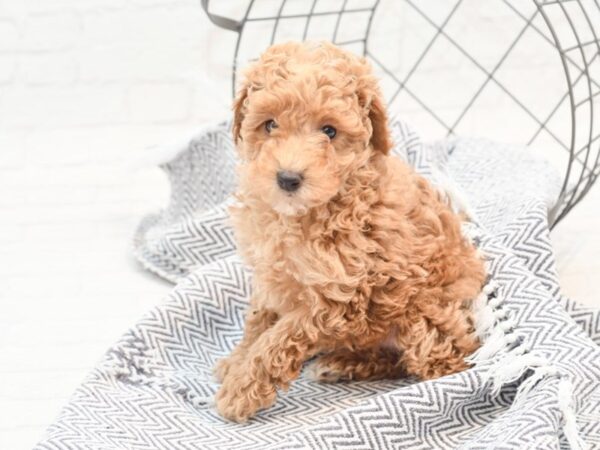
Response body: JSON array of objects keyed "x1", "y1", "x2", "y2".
[{"x1": 37, "y1": 119, "x2": 600, "y2": 449}]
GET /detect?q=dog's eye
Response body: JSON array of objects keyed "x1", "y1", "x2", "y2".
[
  {"x1": 321, "y1": 125, "x2": 337, "y2": 139},
  {"x1": 265, "y1": 119, "x2": 278, "y2": 133}
]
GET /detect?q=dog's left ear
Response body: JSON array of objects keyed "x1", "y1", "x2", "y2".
[
  {"x1": 359, "y1": 80, "x2": 392, "y2": 155},
  {"x1": 232, "y1": 85, "x2": 249, "y2": 145}
]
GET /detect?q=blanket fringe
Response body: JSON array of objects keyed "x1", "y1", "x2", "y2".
[
  {"x1": 468, "y1": 273, "x2": 585, "y2": 449},
  {"x1": 485, "y1": 353, "x2": 586, "y2": 449},
  {"x1": 558, "y1": 377, "x2": 586, "y2": 450},
  {"x1": 110, "y1": 342, "x2": 214, "y2": 408},
  {"x1": 116, "y1": 363, "x2": 215, "y2": 408},
  {"x1": 485, "y1": 352, "x2": 548, "y2": 397},
  {"x1": 467, "y1": 279, "x2": 520, "y2": 364},
  {"x1": 481, "y1": 346, "x2": 586, "y2": 449}
]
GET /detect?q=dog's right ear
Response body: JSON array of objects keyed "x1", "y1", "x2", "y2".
[
  {"x1": 356, "y1": 77, "x2": 391, "y2": 155},
  {"x1": 232, "y1": 85, "x2": 249, "y2": 145},
  {"x1": 366, "y1": 89, "x2": 392, "y2": 155}
]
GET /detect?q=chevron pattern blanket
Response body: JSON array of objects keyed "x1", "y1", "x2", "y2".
[{"x1": 37, "y1": 120, "x2": 600, "y2": 449}]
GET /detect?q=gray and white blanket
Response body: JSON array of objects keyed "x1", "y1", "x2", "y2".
[{"x1": 37, "y1": 119, "x2": 600, "y2": 449}]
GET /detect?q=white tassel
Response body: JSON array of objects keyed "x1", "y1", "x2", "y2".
[
  {"x1": 487, "y1": 353, "x2": 547, "y2": 396},
  {"x1": 472, "y1": 291, "x2": 496, "y2": 341},
  {"x1": 463, "y1": 230, "x2": 483, "y2": 246},
  {"x1": 467, "y1": 327, "x2": 509, "y2": 363},
  {"x1": 468, "y1": 279, "x2": 511, "y2": 364},
  {"x1": 515, "y1": 365, "x2": 558, "y2": 400},
  {"x1": 186, "y1": 391, "x2": 214, "y2": 408},
  {"x1": 482, "y1": 280, "x2": 500, "y2": 296},
  {"x1": 557, "y1": 378, "x2": 586, "y2": 450},
  {"x1": 498, "y1": 316, "x2": 517, "y2": 333},
  {"x1": 488, "y1": 295, "x2": 503, "y2": 310},
  {"x1": 469, "y1": 318, "x2": 517, "y2": 364}
]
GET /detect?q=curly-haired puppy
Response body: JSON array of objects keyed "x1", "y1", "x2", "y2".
[{"x1": 215, "y1": 41, "x2": 486, "y2": 422}]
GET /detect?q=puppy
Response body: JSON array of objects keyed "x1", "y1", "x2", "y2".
[{"x1": 214, "y1": 41, "x2": 486, "y2": 422}]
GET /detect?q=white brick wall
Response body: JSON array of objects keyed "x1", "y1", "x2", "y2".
[
  {"x1": 0, "y1": 19, "x2": 20, "y2": 50},
  {"x1": 0, "y1": 0, "x2": 233, "y2": 172}
]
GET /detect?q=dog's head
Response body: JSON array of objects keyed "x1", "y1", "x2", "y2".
[{"x1": 233, "y1": 41, "x2": 391, "y2": 216}]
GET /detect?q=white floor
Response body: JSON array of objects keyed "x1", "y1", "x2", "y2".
[
  {"x1": 552, "y1": 188, "x2": 600, "y2": 308},
  {"x1": 0, "y1": 164, "x2": 174, "y2": 449},
  {"x1": 0, "y1": 143, "x2": 598, "y2": 450}
]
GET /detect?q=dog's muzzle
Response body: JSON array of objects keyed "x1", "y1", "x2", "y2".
[{"x1": 277, "y1": 171, "x2": 303, "y2": 192}]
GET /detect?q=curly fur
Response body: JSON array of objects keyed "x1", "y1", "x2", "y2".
[{"x1": 214, "y1": 41, "x2": 487, "y2": 422}]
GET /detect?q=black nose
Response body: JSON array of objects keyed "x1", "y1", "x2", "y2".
[{"x1": 277, "y1": 170, "x2": 303, "y2": 192}]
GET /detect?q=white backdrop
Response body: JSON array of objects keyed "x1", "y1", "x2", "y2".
[{"x1": 0, "y1": 1, "x2": 598, "y2": 449}]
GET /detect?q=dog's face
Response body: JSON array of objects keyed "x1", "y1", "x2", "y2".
[{"x1": 233, "y1": 41, "x2": 391, "y2": 216}]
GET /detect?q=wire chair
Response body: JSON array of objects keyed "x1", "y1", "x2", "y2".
[{"x1": 200, "y1": 0, "x2": 600, "y2": 227}]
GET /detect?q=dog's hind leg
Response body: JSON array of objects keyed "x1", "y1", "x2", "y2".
[
  {"x1": 396, "y1": 302, "x2": 479, "y2": 380},
  {"x1": 307, "y1": 347, "x2": 405, "y2": 382}
]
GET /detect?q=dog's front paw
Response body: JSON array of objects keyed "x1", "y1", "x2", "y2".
[{"x1": 215, "y1": 376, "x2": 277, "y2": 422}]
